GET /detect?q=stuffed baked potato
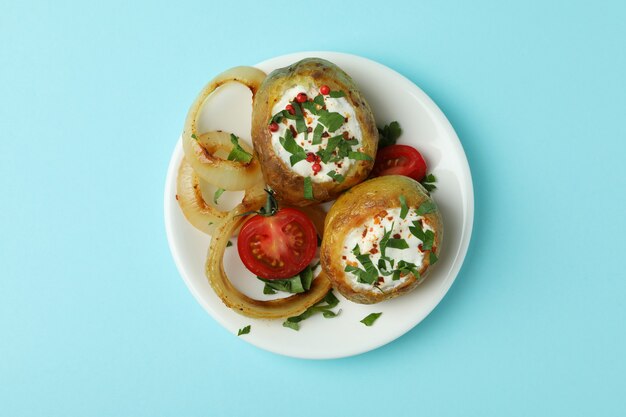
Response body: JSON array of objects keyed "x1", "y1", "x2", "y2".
[
  {"x1": 251, "y1": 58, "x2": 378, "y2": 206},
  {"x1": 321, "y1": 175, "x2": 443, "y2": 304}
]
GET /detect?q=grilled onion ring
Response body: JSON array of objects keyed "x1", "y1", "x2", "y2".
[
  {"x1": 182, "y1": 130, "x2": 263, "y2": 191},
  {"x1": 183, "y1": 66, "x2": 266, "y2": 190},
  {"x1": 206, "y1": 203, "x2": 332, "y2": 319},
  {"x1": 177, "y1": 157, "x2": 266, "y2": 235}
]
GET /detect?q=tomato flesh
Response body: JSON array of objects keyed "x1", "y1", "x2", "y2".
[
  {"x1": 372, "y1": 144, "x2": 428, "y2": 182},
  {"x1": 237, "y1": 208, "x2": 317, "y2": 279}
]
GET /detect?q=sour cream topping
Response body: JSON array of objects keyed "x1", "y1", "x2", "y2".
[
  {"x1": 270, "y1": 85, "x2": 364, "y2": 183},
  {"x1": 341, "y1": 207, "x2": 434, "y2": 292}
]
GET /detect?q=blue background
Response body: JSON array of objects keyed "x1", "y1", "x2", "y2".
[{"x1": 1, "y1": 1, "x2": 625, "y2": 416}]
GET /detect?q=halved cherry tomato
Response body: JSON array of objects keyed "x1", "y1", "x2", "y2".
[
  {"x1": 237, "y1": 208, "x2": 317, "y2": 279},
  {"x1": 371, "y1": 144, "x2": 428, "y2": 181}
]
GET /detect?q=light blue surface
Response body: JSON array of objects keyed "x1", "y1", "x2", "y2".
[{"x1": 1, "y1": 1, "x2": 625, "y2": 415}]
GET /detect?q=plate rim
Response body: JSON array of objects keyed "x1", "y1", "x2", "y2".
[{"x1": 164, "y1": 51, "x2": 474, "y2": 359}]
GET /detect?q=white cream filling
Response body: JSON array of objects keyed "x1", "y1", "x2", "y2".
[
  {"x1": 270, "y1": 85, "x2": 363, "y2": 183},
  {"x1": 341, "y1": 207, "x2": 434, "y2": 292}
]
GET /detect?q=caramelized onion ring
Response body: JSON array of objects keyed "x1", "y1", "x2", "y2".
[
  {"x1": 182, "y1": 66, "x2": 266, "y2": 190},
  {"x1": 206, "y1": 204, "x2": 332, "y2": 319},
  {"x1": 177, "y1": 157, "x2": 266, "y2": 235},
  {"x1": 182, "y1": 130, "x2": 263, "y2": 191}
]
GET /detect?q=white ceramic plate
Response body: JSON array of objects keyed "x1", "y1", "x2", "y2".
[{"x1": 164, "y1": 51, "x2": 473, "y2": 359}]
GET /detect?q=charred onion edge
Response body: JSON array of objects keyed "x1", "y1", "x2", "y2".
[
  {"x1": 182, "y1": 66, "x2": 267, "y2": 190},
  {"x1": 176, "y1": 156, "x2": 265, "y2": 235},
  {"x1": 206, "y1": 202, "x2": 332, "y2": 319}
]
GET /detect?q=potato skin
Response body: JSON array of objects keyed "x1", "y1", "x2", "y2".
[
  {"x1": 321, "y1": 175, "x2": 444, "y2": 304},
  {"x1": 251, "y1": 58, "x2": 378, "y2": 206}
]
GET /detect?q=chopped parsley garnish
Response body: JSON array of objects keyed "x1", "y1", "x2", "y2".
[
  {"x1": 378, "y1": 121, "x2": 402, "y2": 148},
  {"x1": 429, "y1": 252, "x2": 438, "y2": 265},
  {"x1": 227, "y1": 134, "x2": 253, "y2": 163},
  {"x1": 237, "y1": 325, "x2": 251, "y2": 336},
  {"x1": 318, "y1": 111, "x2": 345, "y2": 132},
  {"x1": 191, "y1": 133, "x2": 198, "y2": 140},
  {"x1": 422, "y1": 231, "x2": 435, "y2": 251},
  {"x1": 399, "y1": 195, "x2": 408, "y2": 219},
  {"x1": 317, "y1": 134, "x2": 343, "y2": 163},
  {"x1": 347, "y1": 151, "x2": 372, "y2": 161},
  {"x1": 327, "y1": 171, "x2": 345, "y2": 183},
  {"x1": 409, "y1": 220, "x2": 435, "y2": 251},
  {"x1": 269, "y1": 91, "x2": 376, "y2": 174},
  {"x1": 393, "y1": 260, "x2": 420, "y2": 281},
  {"x1": 354, "y1": 253, "x2": 379, "y2": 284},
  {"x1": 283, "y1": 291, "x2": 340, "y2": 331},
  {"x1": 279, "y1": 129, "x2": 307, "y2": 166},
  {"x1": 376, "y1": 226, "x2": 397, "y2": 275},
  {"x1": 270, "y1": 109, "x2": 296, "y2": 124},
  {"x1": 301, "y1": 101, "x2": 321, "y2": 116},
  {"x1": 377, "y1": 258, "x2": 394, "y2": 276},
  {"x1": 213, "y1": 188, "x2": 225, "y2": 204},
  {"x1": 420, "y1": 173, "x2": 437, "y2": 193},
  {"x1": 386, "y1": 238, "x2": 409, "y2": 250},
  {"x1": 312, "y1": 123, "x2": 324, "y2": 145},
  {"x1": 303, "y1": 177, "x2": 314, "y2": 200},
  {"x1": 360, "y1": 312, "x2": 382, "y2": 326},
  {"x1": 345, "y1": 223, "x2": 423, "y2": 286},
  {"x1": 415, "y1": 200, "x2": 437, "y2": 216},
  {"x1": 346, "y1": 244, "x2": 379, "y2": 284},
  {"x1": 292, "y1": 101, "x2": 308, "y2": 141},
  {"x1": 379, "y1": 227, "x2": 392, "y2": 258},
  {"x1": 257, "y1": 264, "x2": 315, "y2": 294}
]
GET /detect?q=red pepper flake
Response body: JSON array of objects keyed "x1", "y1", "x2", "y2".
[
  {"x1": 296, "y1": 93, "x2": 307, "y2": 103},
  {"x1": 342, "y1": 131, "x2": 350, "y2": 140},
  {"x1": 289, "y1": 125, "x2": 298, "y2": 138},
  {"x1": 307, "y1": 126, "x2": 313, "y2": 133},
  {"x1": 387, "y1": 216, "x2": 393, "y2": 221},
  {"x1": 321, "y1": 131, "x2": 330, "y2": 138},
  {"x1": 306, "y1": 152, "x2": 316, "y2": 162},
  {"x1": 175, "y1": 194, "x2": 179, "y2": 200},
  {"x1": 369, "y1": 247, "x2": 379, "y2": 255},
  {"x1": 344, "y1": 117, "x2": 348, "y2": 122},
  {"x1": 376, "y1": 210, "x2": 388, "y2": 219},
  {"x1": 268, "y1": 122, "x2": 279, "y2": 132},
  {"x1": 320, "y1": 85, "x2": 330, "y2": 95},
  {"x1": 393, "y1": 233, "x2": 401, "y2": 239},
  {"x1": 286, "y1": 104, "x2": 295, "y2": 115},
  {"x1": 362, "y1": 228, "x2": 368, "y2": 238},
  {"x1": 377, "y1": 277, "x2": 384, "y2": 284},
  {"x1": 418, "y1": 244, "x2": 423, "y2": 252},
  {"x1": 312, "y1": 163, "x2": 321, "y2": 173},
  {"x1": 342, "y1": 255, "x2": 347, "y2": 260}
]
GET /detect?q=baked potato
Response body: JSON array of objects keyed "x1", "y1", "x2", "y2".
[
  {"x1": 321, "y1": 175, "x2": 443, "y2": 304},
  {"x1": 251, "y1": 58, "x2": 378, "y2": 206}
]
